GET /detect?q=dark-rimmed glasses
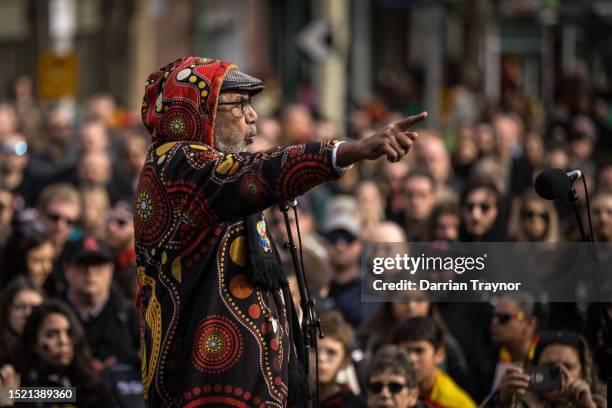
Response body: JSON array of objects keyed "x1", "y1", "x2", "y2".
[{"x1": 218, "y1": 98, "x2": 250, "y2": 117}]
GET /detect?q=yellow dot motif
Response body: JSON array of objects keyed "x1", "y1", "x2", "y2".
[
  {"x1": 205, "y1": 334, "x2": 224, "y2": 354},
  {"x1": 136, "y1": 192, "x2": 153, "y2": 221}
]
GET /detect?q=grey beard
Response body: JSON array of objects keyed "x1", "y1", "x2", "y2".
[{"x1": 213, "y1": 124, "x2": 256, "y2": 154}]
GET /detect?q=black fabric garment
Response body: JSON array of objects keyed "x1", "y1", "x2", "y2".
[
  {"x1": 328, "y1": 277, "x2": 363, "y2": 328},
  {"x1": 66, "y1": 289, "x2": 140, "y2": 367},
  {"x1": 24, "y1": 361, "x2": 114, "y2": 408},
  {"x1": 320, "y1": 384, "x2": 364, "y2": 407},
  {"x1": 437, "y1": 302, "x2": 494, "y2": 403}
]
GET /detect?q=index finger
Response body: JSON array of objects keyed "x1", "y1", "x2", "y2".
[{"x1": 395, "y1": 111, "x2": 428, "y2": 131}]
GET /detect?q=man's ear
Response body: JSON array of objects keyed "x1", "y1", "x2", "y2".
[{"x1": 433, "y1": 346, "x2": 445, "y2": 366}]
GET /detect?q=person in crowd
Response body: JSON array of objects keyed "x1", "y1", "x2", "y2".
[
  {"x1": 453, "y1": 124, "x2": 480, "y2": 181},
  {"x1": 0, "y1": 188, "x2": 14, "y2": 249},
  {"x1": 63, "y1": 236, "x2": 140, "y2": 372},
  {"x1": 428, "y1": 202, "x2": 461, "y2": 242},
  {"x1": 361, "y1": 297, "x2": 469, "y2": 390},
  {"x1": 459, "y1": 180, "x2": 506, "y2": 241},
  {"x1": 492, "y1": 113, "x2": 528, "y2": 196},
  {"x1": 80, "y1": 184, "x2": 111, "y2": 237},
  {"x1": 117, "y1": 129, "x2": 148, "y2": 197},
  {"x1": 322, "y1": 196, "x2": 364, "y2": 328},
  {"x1": 78, "y1": 120, "x2": 110, "y2": 154},
  {"x1": 365, "y1": 345, "x2": 424, "y2": 408},
  {"x1": 485, "y1": 331, "x2": 606, "y2": 407},
  {"x1": 414, "y1": 131, "x2": 458, "y2": 202},
  {"x1": 1, "y1": 226, "x2": 58, "y2": 295},
  {"x1": 37, "y1": 183, "x2": 82, "y2": 256},
  {"x1": 21, "y1": 299, "x2": 114, "y2": 407},
  {"x1": 279, "y1": 103, "x2": 315, "y2": 145},
  {"x1": 595, "y1": 164, "x2": 612, "y2": 192},
  {"x1": 356, "y1": 180, "x2": 385, "y2": 234},
  {"x1": 391, "y1": 316, "x2": 476, "y2": 408},
  {"x1": 383, "y1": 160, "x2": 411, "y2": 225},
  {"x1": 592, "y1": 190, "x2": 612, "y2": 242},
  {"x1": 28, "y1": 106, "x2": 76, "y2": 181},
  {"x1": 568, "y1": 115, "x2": 597, "y2": 176},
  {"x1": 104, "y1": 201, "x2": 137, "y2": 300},
  {"x1": 0, "y1": 277, "x2": 44, "y2": 373},
  {"x1": 508, "y1": 190, "x2": 561, "y2": 242},
  {"x1": 318, "y1": 309, "x2": 363, "y2": 407},
  {"x1": 403, "y1": 170, "x2": 437, "y2": 241},
  {"x1": 0, "y1": 103, "x2": 18, "y2": 141},
  {"x1": 473, "y1": 294, "x2": 540, "y2": 401},
  {"x1": 0, "y1": 132, "x2": 43, "y2": 208}
]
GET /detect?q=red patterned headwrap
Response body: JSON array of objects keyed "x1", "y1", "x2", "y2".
[{"x1": 141, "y1": 56, "x2": 236, "y2": 146}]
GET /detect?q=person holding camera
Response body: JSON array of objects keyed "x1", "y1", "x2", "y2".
[{"x1": 481, "y1": 331, "x2": 606, "y2": 408}]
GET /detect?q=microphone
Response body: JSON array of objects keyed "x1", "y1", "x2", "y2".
[{"x1": 534, "y1": 168, "x2": 581, "y2": 201}]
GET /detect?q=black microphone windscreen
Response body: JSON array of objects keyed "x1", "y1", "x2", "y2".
[{"x1": 535, "y1": 168, "x2": 571, "y2": 201}]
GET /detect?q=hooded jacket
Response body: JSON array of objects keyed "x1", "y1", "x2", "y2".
[{"x1": 135, "y1": 56, "x2": 346, "y2": 407}]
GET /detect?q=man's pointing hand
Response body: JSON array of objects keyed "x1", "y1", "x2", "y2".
[{"x1": 336, "y1": 112, "x2": 428, "y2": 167}]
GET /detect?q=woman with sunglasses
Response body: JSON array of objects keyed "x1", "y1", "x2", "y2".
[
  {"x1": 508, "y1": 190, "x2": 561, "y2": 243},
  {"x1": 365, "y1": 345, "x2": 426, "y2": 408},
  {"x1": 484, "y1": 331, "x2": 606, "y2": 407}
]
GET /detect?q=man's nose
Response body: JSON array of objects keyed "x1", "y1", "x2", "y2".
[{"x1": 246, "y1": 104, "x2": 258, "y2": 123}]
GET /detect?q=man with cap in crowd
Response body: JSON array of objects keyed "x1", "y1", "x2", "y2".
[
  {"x1": 135, "y1": 56, "x2": 426, "y2": 407},
  {"x1": 63, "y1": 235, "x2": 140, "y2": 372},
  {"x1": 320, "y1": 195, "x2": 364, "y2": 328}
]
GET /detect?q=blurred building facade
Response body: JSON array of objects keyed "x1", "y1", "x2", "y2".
[{"x1": 0, "y1": 0, "x2": 611, "y2": 131}]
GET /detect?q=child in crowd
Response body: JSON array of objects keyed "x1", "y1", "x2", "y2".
[
  {"x1": 365, "y1": 345, "x2": 424, "y2": 408},
  {"x1": 318, "y1": 309, "x2": 364, "y2": 407},
  {"x1": 392, "y1": 316, "x2": 476, "y2": 408}
]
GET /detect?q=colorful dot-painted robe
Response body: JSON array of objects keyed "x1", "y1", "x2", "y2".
[{"x1": 135, "y1": 56, "x2": 345, "y2": 407}]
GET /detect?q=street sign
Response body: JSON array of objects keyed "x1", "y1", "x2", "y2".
[
  {"x1": 296, "y1": 19, "x2": 333, "y2": 62},
  {"x1": 37, "y1": 51, "x2": 78, "y2": 100}
]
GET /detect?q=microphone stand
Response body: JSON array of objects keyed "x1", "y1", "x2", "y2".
[
  {"x1": 280, "y1": 199, "x2": 322, "y2": 408},
  {"x1": 567, "y1": 186, "x2": 588, "y2": 243}
]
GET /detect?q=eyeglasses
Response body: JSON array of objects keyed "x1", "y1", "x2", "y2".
[
  {"x1": 324, "y1": 231, "x2": 358, "y2": 244},
  {"x1": 464, "y1": 202, "x2": 492, "y2": 213},
  {"x1": 218, "y1": 98, "x2": 250, "y2": 117},
  {"x1": 46, "y1": 211, "x2": 76, "y2": 226},
  {"x1": 492, "y1": 311, "x2": 525, "y2": 325},
  {"x1": 521, "y1": 209, "x2": 549, "y2": 221},
  {"x1": 367, "y1": 381, "x2": 406, "y2": 395}
]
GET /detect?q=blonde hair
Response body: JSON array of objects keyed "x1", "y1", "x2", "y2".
[
  {"x1": 508, "y1": 189, "x2": 560, "y2": 243},
  {"x1": 37, "y1": 183, "x2": 81, "y2": 214}
]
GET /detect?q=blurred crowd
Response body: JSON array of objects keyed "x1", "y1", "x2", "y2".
[{"x1": 0, "y1": 66, "x2": 610, "y2": 408}]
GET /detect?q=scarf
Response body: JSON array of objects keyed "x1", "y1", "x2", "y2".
[
  {"x1": 246, "y1": 213, "x2": 309, "y2": 406},
  {"x1": 246, "y1": 213, "x2": 288, "y2": 290}
]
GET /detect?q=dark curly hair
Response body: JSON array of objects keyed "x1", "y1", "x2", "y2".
[{"x1": 22, "y1": 300, "x2": 103, "y2": 395}]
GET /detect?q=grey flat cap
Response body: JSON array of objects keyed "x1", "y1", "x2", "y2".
[{"x1": 221, "y1": 68, "x2": 264, "y2": 95}]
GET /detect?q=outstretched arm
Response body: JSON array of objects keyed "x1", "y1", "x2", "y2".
[{"x1": 336, "y1": 112, "x2": 427, "y2": 166}]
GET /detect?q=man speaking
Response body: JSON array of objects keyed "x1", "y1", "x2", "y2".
[{"x1": 134, "y1": 56, "x2": 426, "y2": 407}]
